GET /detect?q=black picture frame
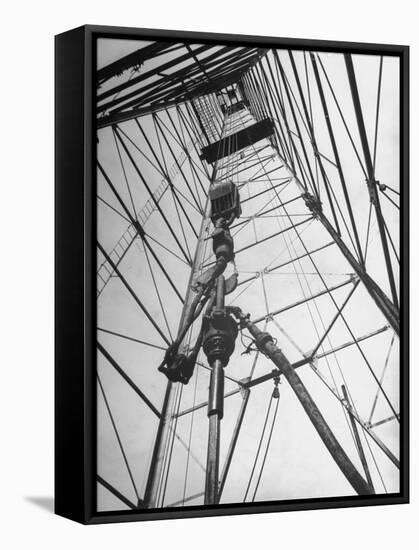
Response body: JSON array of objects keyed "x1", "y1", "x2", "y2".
[{"x1": 55, "y1": 24, "x2": 409, "y2": 525}]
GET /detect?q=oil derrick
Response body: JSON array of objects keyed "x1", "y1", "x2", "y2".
[{"x1": 96, "y1": 41, "x2": 400, "y2": 511}]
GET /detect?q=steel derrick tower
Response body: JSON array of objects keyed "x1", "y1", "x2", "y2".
[{"x1": 96, "y1": 40, "x2": 401, "y2": 511}]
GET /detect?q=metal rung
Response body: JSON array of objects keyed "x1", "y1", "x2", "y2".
[
  {"x1": 104, "y1": 262, "x2": 115, "y2": 275},
  {"x1": 97, "y1": 134, "x2": 202, "y2": 296}
]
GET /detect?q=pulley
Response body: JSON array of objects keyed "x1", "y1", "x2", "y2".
[
  {"x1": 209, "y1": 181, "x2": 241, "y2": 226},
  {"x1": 272, "y1": 370, "x2": 281, "y2": 399}
]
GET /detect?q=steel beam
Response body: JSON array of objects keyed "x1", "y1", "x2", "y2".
[
  {"x1": 252, "y1": 276, "x2": 356, "y2": 324},
  {"x1": 97, "y1": 42, "x2": 173, "y2": 84},
  {"x1": 97, "y1": 242, "x2": 171, "y2": 345},
  {"x1": 236, "y1": 241, "x2": 335, "y2": 287},
  {"x1": 269, "y1": 147, "x2": 400, "y2": 335},
  {"x1": 143, "y1": 197, "x2": 212, "y2": 507},
  {"x1": 143, "y1": 114, "x2": 229, "y2": 508},
  {"x1": 236, "y1": 313, "x2": 374, "y2": 495},
  {"x1": 345, "y1": 54, "x2": 399, "y2": 310},
  {"x1": 342, "y1": 385, "x2": 375, "y2": 492},
  {"x1": 97, "y1": 342, "x2": 160, "y2": 418},
  {"x1": 97, "y1": 475, "x2": 140, "y2": 510},
  {"x1": 175, "y1": 325, "x2": 390, "y2": 418},
  {"x1": 200, "y1": 118, "x2": 275, "y2": 163}
]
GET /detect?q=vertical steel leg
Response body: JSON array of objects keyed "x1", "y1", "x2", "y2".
[
  {"x1": 342, "y1": 385, "x2": 375, "y2": 492},
  {"x1": 144, "y1": 189, "x2": 213, "y2": 508}
]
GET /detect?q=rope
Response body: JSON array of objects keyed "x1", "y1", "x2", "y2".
[
  {"x1": 181, "y1": 355, "x2": 200, "y2": 505},
  {"x1": 243, "y1": 395, "x2": 273, "y2": 502},
  {"x1": 252, "y1": 394, "x2": 280, "y2": 501},
  {"x1": 244, "y1": 377, "x2": 281, "y2": 503}
]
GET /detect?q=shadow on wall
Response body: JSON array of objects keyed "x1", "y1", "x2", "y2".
[{"x1": 25, "y1": 496, "x2": 54, "y2": 514}]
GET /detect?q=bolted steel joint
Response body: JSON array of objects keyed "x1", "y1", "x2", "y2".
[
  {"x1": 209, "y1": 181, "x2": 241, "y2": 227},
  {"x1": 302, "y1": 192, "x2": 323, "y2": 218},
  {"x1": 133, "y1": 219, "x2": 146, "y2": 238},
  {"x1": 366, "y1": 178, "x2": 379, "y2": 206}
]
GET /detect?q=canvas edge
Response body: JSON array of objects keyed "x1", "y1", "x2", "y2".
[{"x1": 54, "y1": 24, "x2": 409, "y2": 525}]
